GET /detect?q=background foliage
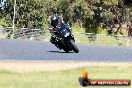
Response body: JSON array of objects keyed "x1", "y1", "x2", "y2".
[{"x1": 0, "y1": 0, "x2": 132, "y2": 33}]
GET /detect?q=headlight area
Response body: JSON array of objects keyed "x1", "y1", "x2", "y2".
[{"x1": 64, "y1": 32, "x2": 70, "y2": 37}]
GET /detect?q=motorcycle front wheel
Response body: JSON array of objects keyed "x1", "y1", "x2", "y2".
[{"x1": 69, "y1": 40, "x2": 79, "y2": 53}]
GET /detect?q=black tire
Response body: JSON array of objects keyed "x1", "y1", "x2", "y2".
[{"x1": 69, "y1": 40, "x2": 79, "y2": 53}]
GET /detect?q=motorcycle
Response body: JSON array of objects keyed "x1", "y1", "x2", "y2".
[{"x1": 50, "y1": 23, "x2": 79, "y2": 53}]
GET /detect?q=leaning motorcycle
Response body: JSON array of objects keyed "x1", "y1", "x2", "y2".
[{"x1": 50, "y1": 23, "x2": 79, "y2": 53}]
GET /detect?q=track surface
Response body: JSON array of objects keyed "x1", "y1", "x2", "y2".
[{"x1": 0, "y1": 39, "x2": 132, "y2": 61}]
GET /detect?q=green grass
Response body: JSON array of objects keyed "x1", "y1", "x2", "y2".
[
  {"x1": 71, "y1": 26, "x2": 130, "y2": 46},
  {"x1": 0, "y1": 66, "x2": 131, "y2": 88},
  {"x1": 73, "y1": 32, "x2": 128, "y2": 46},
  {"x1": 96, "y1": 34, "x2": 128, "y2": 46},
  {"x1": 0, "y1": 18, "x2": 6, "y2": 26}
]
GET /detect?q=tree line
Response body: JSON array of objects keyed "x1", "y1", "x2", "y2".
[{"x1": 0, "y1": 0, "x2": 132, "y2": 34}]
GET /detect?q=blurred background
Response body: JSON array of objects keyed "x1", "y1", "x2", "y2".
[{"x1": 0, "y1": 0, "x2": 132, "y2": 46}]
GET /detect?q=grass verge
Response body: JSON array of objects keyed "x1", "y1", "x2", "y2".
[{"x1": 0, "y1": 61, "x2": 131, "y2": 88}]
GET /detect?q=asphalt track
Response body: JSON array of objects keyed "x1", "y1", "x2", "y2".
[{"x1": 0, "y1": 39, "x2": 132, "y2": 61}]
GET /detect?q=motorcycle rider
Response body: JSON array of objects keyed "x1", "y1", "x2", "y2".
[
  {"x1": 49, "y1": 15, "x2": 60, "y2": 44},
  {"x1": 49, "y1": 14, "x2": 71, "y2": 44},
  {"x1": 48, "y1": 14, "x2": 79, "y2": 53}
]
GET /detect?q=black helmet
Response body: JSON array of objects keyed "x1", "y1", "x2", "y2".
[{"x1": 51, "y1": 15, "x2": 59, "y2": 27}]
